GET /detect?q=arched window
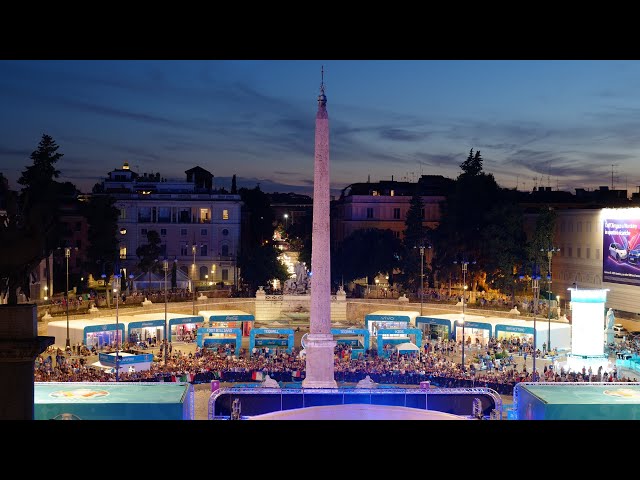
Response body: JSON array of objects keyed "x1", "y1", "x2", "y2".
[{"x1": 199, "y1": 266, "x2": 209, "y2": 280}]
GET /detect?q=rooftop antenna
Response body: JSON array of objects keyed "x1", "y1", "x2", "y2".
[
  {"x1": 515, "y1": 175, "x2": 519, "y2": 191},
  {"x1": 611, "y1": 164, "x2": 618, "y2": 190}
]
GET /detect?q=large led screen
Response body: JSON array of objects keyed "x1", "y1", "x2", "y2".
[{"x1": 603, "y1": 212, "x2": 640, "y2": 286}]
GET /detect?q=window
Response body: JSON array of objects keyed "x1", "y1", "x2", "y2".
[
  {"x1": 119, "y1": 208, "x2": 127, "y2": 220},
  {"x1": 160, "y1": 228, "x2": 167, "y2": 236},
  {"x1": 199, "y1": 208, "x2": 210, "y2": 223},
  {"x1": 366, "y1": 208, "x2": 373, "y2": 219},
  {"x1": 393, "y1": 208, "x2": 401, "y2": 219},
  {"x1": 180, "y1": 228, "x2": 187, "y2": 236},
  {"x1": 222, "y1": 209, "x2": 229, "y2": 220},
  {"x1": 158, "y1": 207, "x2": 171, "y2": 223},
  {"x1": 222, "y1": 269, "x2": 229, "y2": 281},
  {"x1": 222, "y1": 228, "x2": 229, "y2": 236},
  {"x1": 199, "y1": 266, "x2": 209, "y2": 280},
  {"x1": 394, "y1": 231, "x2": 400, "y2": 239},
  {"x1": 200, "y1": 244, "x2": 207, "y2": 256},
  {"x1": 201, "y1": 228, "x2": 207, "y2": 236},
  {"x1": 180, "y1": 244, "x2": 188, "y2": 256},
  {"x1": 568, "y1": 247, "x2": 572, "y2": 257},
  {"x1": 596, "y1": 248, "x2": 600, "y2": 259},
  {"x1": 221, "y1": 244, "x2": 229, "y2": 256},
  {"x1": 141, "y1": 228, "x2": 148, "y2": 236},
  {"x1": 138, "y1": 207, "x2": 152, "y2": 223},
  {"x1": 577, "y1": 222, "x2": 582, "y2": 232},
  {"x1": 120, "y1": 246, "x2": 127, "y2": 259},
  {"x1": 586, "y1": 247, "x2": 591, "y2": 259},
  {"x1": 577, "y1": 247, "x2": 581, "y2": 258},
  {"x1": 568, "y1": 222, "x2": 573, "y2": 233},
  {"x1": 586, "y1": 221, "x2": 592, "y2": 233},
  {"x1": 178, "y1": 208, "x2": 191, "y2": 223}
]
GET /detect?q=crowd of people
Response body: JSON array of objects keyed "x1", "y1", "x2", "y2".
[{"x1": 34, "y1": 334, "x2": 639, "y2": 395}]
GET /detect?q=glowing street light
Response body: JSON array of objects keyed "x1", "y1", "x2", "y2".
[
  {"x1": 541, "y1": 246, "x2": 560, "y2": 351},
  {"x1": 112, "y1": 274, "x2": 121, "y2": 382},
  {"x1": 192, "y1": 243, "x2": 197, "y2": 315},
  {"x1": 283, "y1": 213, "x2": 289, "y2": 228},
  {"x1": 453, "y1": 256, "x2": 475, "y2": 372},
  {"x1": 163, "y1": 259, "x2": 169, "y2": 366},
  {"x1": 65, "y1": 247, "x2": 71, "y2": 349}
]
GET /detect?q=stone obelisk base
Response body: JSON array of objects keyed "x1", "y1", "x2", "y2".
[
  {"x1": 0, "y1": 304, "x2": 54, "y2": 420},
  {"x1": 302, "y1": 334, "x2": 337, "y2": 388}
]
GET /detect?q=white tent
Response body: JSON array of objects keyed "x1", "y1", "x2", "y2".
[{"x1": 395, "y1": 342, "x2": 420, "y2": 353}]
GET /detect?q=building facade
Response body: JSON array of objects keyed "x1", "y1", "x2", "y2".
[{"x1": 101, "y1": 162, "x2": 242, "y2": 289}]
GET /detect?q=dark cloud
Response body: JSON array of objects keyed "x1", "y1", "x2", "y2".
[
  {"x1": 0, "y1": 146, "x2": 30, "y2": 156},
  {"x1": 378, "y1": 128, "x2": 427, "y2": 141}
]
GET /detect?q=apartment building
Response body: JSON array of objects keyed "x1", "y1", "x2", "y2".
[{"x1": 101, "y1": 162, "x2": 242, "y2": 288}]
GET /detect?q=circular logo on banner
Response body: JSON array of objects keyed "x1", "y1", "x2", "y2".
[
  {"x1": 50, "y1": 389, "x2": 110, "y2": 399},
  {"x1": 603, "y1": 388, "x2": 640, "y2": 399}
]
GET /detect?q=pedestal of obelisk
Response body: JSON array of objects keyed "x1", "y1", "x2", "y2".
[{"x1": 0, "y1": 304, "x2": 54, "y2": 419}]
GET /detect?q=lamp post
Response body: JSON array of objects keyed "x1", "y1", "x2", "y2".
[
  {"x1": 112, "y1": 274, "x2": 121, "y2": 382},
  {"x1": 65, "y1": 247, "x2": 71, "y2": 349},
  {"x1": 541, "y1": 246, "x2": 560, "y2": 351},
  {"x1": 419, "y1": 246, "x2": 425, "y2": 315},
  {"x1": 163, "y1": 259, "x2": 169, "y2": 366},
  {"x1": 128, "y1": 273, "x2": 134, "y2": 296},
  {"x1": 453, "y1": 257, "x2": 475, "y2": 372},
  {"x1": 192, "y1": 243, "x2": 197, "y2": 315},
  {"x1": 284, "y1": 213, "x2": 289, "y2": 229},
  {"x1": 531, "y1": 267, "x2": 540, "y2": 382}
]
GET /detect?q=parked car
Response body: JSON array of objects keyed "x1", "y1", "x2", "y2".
[
  {"x1": 628, "y1": 248, "x2": 640, "y2": 265},
  {"x1": 609, "y1": 242, "x2": 627, "y2": 261}
]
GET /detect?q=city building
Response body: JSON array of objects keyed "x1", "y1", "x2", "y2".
[{"x1": 98, "y1": 162, "x2": 242, "y2": 290}]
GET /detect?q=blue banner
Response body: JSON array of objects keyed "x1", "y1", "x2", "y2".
[
  {"x1": 196, "y1": 327, "x2": 242, "y2": 351},
  {"x1": 331, "y1": 328, "x2": 370, "y2": 350},
  {"x1": 249, "y1": 328, "x2": 294, "y2": 353},
  {"x1": 98, "y1": 353, "x2": 153, "y2": 366}
]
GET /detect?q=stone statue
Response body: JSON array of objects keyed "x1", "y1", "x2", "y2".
[{"x1": 605, "y1": 308, "x2": 615, "y2": 345}]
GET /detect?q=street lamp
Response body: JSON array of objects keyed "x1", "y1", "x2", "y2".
[
  {"x1": 112, "y1": 274, "x2": 121, "y2": 382},
  {"x1": 419, "y1": 246, "x2": 425, "y2": 315},
  {"x1": 128, "y1": 273, "x2": 134, "y2": 296},
  {"x1": 65, "y1": 247, "x2": 71, "y2": 349},
  {"x1": 283, "y1": 213, "x2": 289, "y2": 229},
  {"x1": 192, "y1": 243, "x2": 197, "y2": 315},
  {"x1": 541, "y1": 246, "x2": 560, "y2": 351},
  {"x1": 453, "y1": 256, "x2": 475, "y2": 372},
  {"x1": 163, "y1": 259, "x2": 169, "y2": 366},
  {"x1": 531, "y1": 266, "x2": 541, "y2": 382}
]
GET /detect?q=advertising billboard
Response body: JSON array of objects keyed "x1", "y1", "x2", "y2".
[{"x1": 603, "y1": 214, "x2": 640, "y2": 286}]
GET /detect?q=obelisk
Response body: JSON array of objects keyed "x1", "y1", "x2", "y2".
[{"x1": 302, "y1": 67, "x2": 337, "y2": 388}]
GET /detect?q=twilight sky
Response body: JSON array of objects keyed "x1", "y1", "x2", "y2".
[{"x1": 1, "y1": 59, "x2": 640, "y2": 197}]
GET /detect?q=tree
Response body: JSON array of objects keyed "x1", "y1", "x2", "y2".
[
  {"x1": 237, "y1": 243, "x2": 288, "y2": 293},
  {"x1": 136, "y1": 230, "x2": 162, "y2": 295},
  {"x1": 83, "y1": 194, "x2": 120, "y2": 283},
  {"x1": 432, "y1": 148, "x2": 502, "y2": 293},
  {"x1": 400, "y1": 190, "x2": 431, "y2": 291},
  {"x1": 1, "y1": 134, "x2": 67, "y2": 304},
  {"x1": 480, "y1": 202, "x2": 528, "y2": 297},
  {"x1": 460, "y1": 148, "x2": 483, "y2": 177},
  {"x1": 231, "y1": 174, "x2": 237, "y2": 194},
  {"x1": 339, "y1": 228, "x2": 403, "y2": 285}
]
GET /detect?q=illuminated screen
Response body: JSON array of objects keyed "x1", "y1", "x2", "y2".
[
  {"x1": 602, "y1": 209, "x2": 640, "y2": 286},
  {"x1": 571, "y1": 302, "x2": 604, "y2": 356}
]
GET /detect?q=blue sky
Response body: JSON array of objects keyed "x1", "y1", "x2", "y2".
[{"x1": 1, "y1": 60, "x2": 640, "y2": 197}]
